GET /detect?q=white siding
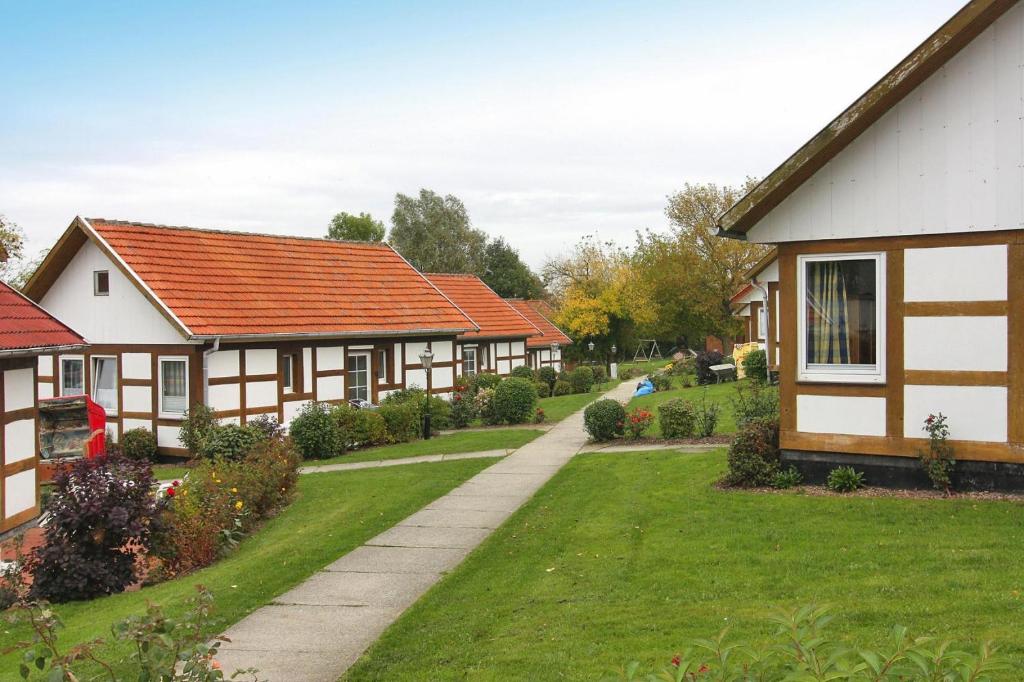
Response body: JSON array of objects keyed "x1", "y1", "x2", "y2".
[
  {"x1": 39, "y1": 239, "x2": 192, "y2": 344},
  {"x1": 904, "y1": 316, "x2": 1006, "y2": 371},
  {"x1": 316, "y1": 376, "x2": 344, "y2": 401},
  {"x1": 431, "y1": 341, "x2": 453, "y2": 363},
  {"x1": 208, "y1": 383, "x2": 240, "y2": 412},
  {"x1": 157, "y1": 425, "x2": 182, "y2": 449},
  {"x1": 38, "y1": 355, "x2": 53, "y2": 377},
  {"x1": 796, "y1": 395, "x2": 886, "y2": 437},
  {"x1": 4, "y1": 418, "x2": 35, "y2": 463},
  {"x1": 245, "y1": 380, "x2": 277, "y2": 408},
  {"x1": 207, "y1": 350, "x2": 239, "y2": 378},
  {"x1": 904, "y1": 245, "x2": 1007, "y2": 302},
  {"x1": 37, "y1": 383, "x2": 53, "y2": 400},
  {"x1": 904, "y1": 385, "x2": 1007, "y2": 442},
  {"x1": 121, "y1": 352, "x2": 152, "y2": 380},
  {"x1": 244, "y1": 349, "x2": 277, "y2": 375},
  {"x1": 122, "y1": 385, "x2": 152, "y2": 413},
  {"x1": 4, "y1": 368, "x2": 34, "y2": 412},
  {"x1": 303, "y1": 347, "x2": 313, "y2": 391},
  {"x1": 431, "y1": 366, "x2": 454, "y2": 390},
  {"x1": 122, "y1": 418, "x2": 151, "y2": 433},
  {"x1": 747, "y1": 3, "x2": 1024, "y2": 244},
  {"x1": 405, "y1": 368, "x2": 427, "y2": 390},
  {"x1": 283, "y1": 399, "x2": 311, "y2": 425},
  {"x1": 4, "y1": 469, "x2": 35, "y2": 519},
  {"x1": 317, "y1": 346, "x2": 344, "y2": 372},
  {"x1": 404, "y1": 342, "x2": 428, "y2": 365}
]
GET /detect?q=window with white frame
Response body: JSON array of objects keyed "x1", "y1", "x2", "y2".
[
  {"x1": 93, "y1": 270, "x2": 109, "y2": 296},
  {"x1": 91, "y1": 356, "x2": 118, "y2": 413},
  {"x1": 757, "y1": 305, "x2": 767, "y2": 340},
  {"x1": 798, "y1": 252, "x2": 885, "y2": 383},
  {"x1": 282, "y1": 354, "x2": 295, "y2": 393},
  {"x1": 463, "y1": 347, "x2": 477, "y2": 375},
  {"x1": 376, "y1": 349, "x2": 388, "y2": 382},
  {"x1": 159, "y1": 357, "x2": 188, "y2": 416},
  {"x1": 59, "y1": 356, "x2": 84, "y2": 396},
  {"x1": 347, "y1": 353, "x2": 369, "y2": 401}
]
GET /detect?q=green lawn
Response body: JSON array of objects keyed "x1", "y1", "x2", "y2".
[
  {"x1": 627, "y1": 377, "x2": 752, "y2": 436},
  {"x1": 313, "y1": 428, "x2": 545, "y2": 467},
  {"x1": 0, "y1": 458, "x2": 493, "y2": 679},
  {"x1": 616, "y1": 358, "x2": 671, "y2": 376},
  {"x1": 345, "y1": 451, "x2": 1024, "y2": 680},
  {"x1": 536, "y1": 381, "x2": 621, "y2": 423}
]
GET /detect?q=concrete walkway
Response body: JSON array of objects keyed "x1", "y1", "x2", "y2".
[
  {"x1": 298, "y1": 449, "x2": 509, "y2": 474},
  {"x1": 214, "y1": 381, "x2": 637, "y2": 681}
]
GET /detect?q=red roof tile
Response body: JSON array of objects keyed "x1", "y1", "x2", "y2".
[
  {"x1": 86, "y1": 219, "x2": 477, "y2": 338},
  {"x1": 0, "y1": 282, "x2": 85, "y2": 353},
  {"x1": 425, "y1": 274, "x2": 540, "y2": 340},
  {"x1": 506, "y1": 299, "x2": 572, "y2": 348}
]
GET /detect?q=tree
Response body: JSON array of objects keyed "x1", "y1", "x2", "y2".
[
  {"x1": 326, "y1": 211, "x2": 385, "y2": 242},
  {"x1": 388, "y1": 189, "x2": 487, "y2": 273},
  {"x1": 481, "y1": 237, "x2": 544, "y2": 299},
  {"x1": 0, "y1": 215, "x2": 29, "y2": 289}
]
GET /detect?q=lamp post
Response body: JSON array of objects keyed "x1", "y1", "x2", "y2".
[
  {"x1": 419, "y1": 348, "x2": 434, "y2": 440},
  {"x1": 550, "y1": 342, "x2": 559, "y2": 371}
]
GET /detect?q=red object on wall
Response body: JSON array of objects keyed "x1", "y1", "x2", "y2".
[{"x1": 85, "y1": 397, "x2": 106, "y2": 458}]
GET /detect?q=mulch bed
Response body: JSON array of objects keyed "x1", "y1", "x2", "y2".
[
  {"x1": 720, "y1": 482, "x2": 1024, "y2": 502},
  {"x1": 622, "y1": 436, "x2": 732, "y2": 447}
]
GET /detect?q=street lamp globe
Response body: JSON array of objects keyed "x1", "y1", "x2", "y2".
[
  {"x1": 419, "y1": 348, "x2": 434, "y2": 370},
  {"x1": 587, "y1": 341, "x2": 595, "y2": 353}
]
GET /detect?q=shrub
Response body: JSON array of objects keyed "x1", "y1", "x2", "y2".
[
  {"x1": 732, "y1": 383, "x2": 780, "y2": 429},
  {"x1": 473, "y1": 387, "x2": 498, "y2": 425},
  {"x1": 450, "y1": 390, "x2": 475, "y2": 428},
  {"x1": 624, "y1": 407, "x2": 654, "y2": 439},
  {"x1": 828, "y1": 466, "x2": 865, "y2": 493},
  {"x1": 742, "y1": 348, "x2": 769, "y2": 383},
  {"x1": 510, "y1": 365, "x2": 535, "y2": 380},
  {"x1": 668, "y1": 356, "x2": 694, "y2": 376},
  {"x1": 920, "y1": 412, "x2": 955, "y2": 492},
  {"x1": 553, "y1": 380, "x2": 572, "y2": 396},
  {"x1": 202, "y1": 423, "x2": 263, "y2": 460},
  {"x1": 471, "y1": 372, "x2": 502, "y2": 394},
  {"x1": 177, "y1": 403, "x2": 218, "y2": 455},
  {"x1": 695, "y1": 350, "x2": 724, "y2": 385},
  {"x1": 569, "y1": 366, "x2": 595, "y2": 394},
  {"x1": 583, "y1": 399, "x2": 625, "y2": 441},
  {"x1": 725, "y1": 417, "x2": 780, "y2": 487},
  {"x1": 427, "y1": 394, "x2": 452, "y2": 431},
  {"x1": 379, "y1": 401, "x2": 421, "y2": 442},
  {"x1": 120, "y1": 427, "x2": 157, "y2": 461},
  {"x1": 493, "y1": 377, "x2": 538, "y2": 424},
  {"x1": 533, "y1": 407, "x2": 546, "y2": 424},
  {"x1": 289, "y1": 401, "x2": 342, "y2": 459},
  {"x1": 533, "y1": 379, "x2": 551, "y2": 398},
  {"x1": 619, "y1": 366, "x2": 646, "y2": 380},
  {"x1": 650, "y1": 372, "x2": 672, "y2": 391},
  {"x1": 592, "y1": 365, "x2": 607, "y2": 384},
  {"x1": 658, "y1": 398, "x2": 696, "y2": 439},
  {"x1": 537, "y1": 365, "x2": 558, "y2": 390},
  {"x1": 351, "y1": 409, "x2": 389, "y2": 447},
  {"x1": 453, "y1": 375, "x2": 472, "y2": 394},
  {"x1": 695, "y1": 392, "x2": 722, "y2": 438},
  {"x1": 772, "y1": 465, "x2": 803, "y2": 489},
  {"x1": 248, "y1": 413, "x2": 284, "y2": 440},
  {"x1": 29, "y1": 454, "x2": 161, "y2": 602}
]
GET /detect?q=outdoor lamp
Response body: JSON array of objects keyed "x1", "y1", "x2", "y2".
[
  {"x1": 588, "y1": 341, "x2": 595, "y2": 352},
  {"x1": 419, "y1": 348, "x2": 434, "y2": 439},
  {"x1": 611, "y1": 344, "x2": 617, "y2": 355}
]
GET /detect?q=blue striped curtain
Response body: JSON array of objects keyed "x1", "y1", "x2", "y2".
[{"x1": 806, "y1": 262, "x2": 850, "y2": 364}]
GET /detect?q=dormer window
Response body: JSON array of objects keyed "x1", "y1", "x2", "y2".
[{"x1": 93, "y1": 270, "x2": 109, "y2": 296}]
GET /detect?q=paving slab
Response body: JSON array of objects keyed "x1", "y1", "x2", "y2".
[
  {"x1": 213, "y1": 380, "x2": 638, "y2": 681},
  {"x1": 399, "y1": 507, "x2": 511, "y2": 529},
  {"x1": 299, "y1": 449, "x2": 507, "y2": 474}
]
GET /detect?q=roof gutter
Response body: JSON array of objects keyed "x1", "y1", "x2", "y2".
[
  {"x1": 716, "y1": 226, "x2": 748, "y2": 241},
  {"x1": 0, "y1": 343, "x2": 90, "y2": 359},
  {"x1": 186, "y1": 327, "x2": 476, "y2": 343}
]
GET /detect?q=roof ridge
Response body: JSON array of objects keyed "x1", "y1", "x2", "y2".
[{"x1": 87, "y1": 218, "x2": 392, "y2": 248}]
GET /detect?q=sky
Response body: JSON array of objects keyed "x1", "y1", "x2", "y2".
[{"x1": 0, "y1": 1, "x2": 966, "y2": 269}]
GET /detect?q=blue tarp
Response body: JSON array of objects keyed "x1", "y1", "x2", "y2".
[{"x1": 633, "y1": 379, "x2": 654, "y2": 397}]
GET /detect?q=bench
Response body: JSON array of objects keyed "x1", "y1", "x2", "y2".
[{"x1": 708, "y1": 363, "x2": 737, "y2": 383}]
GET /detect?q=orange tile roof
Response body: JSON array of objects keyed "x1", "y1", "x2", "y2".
[
  {"x1": 86, "y1": 219, "x2": 477, "y2": 338},
  {"x1": 506, "y1": 299, "x2": 572, "y2": 348},
  {"x1": 425, "y1": 274, "x2": 540, "y2": 340},
  {"x1": 0, "y1": 282, "x2": 86, "y2": 352}
]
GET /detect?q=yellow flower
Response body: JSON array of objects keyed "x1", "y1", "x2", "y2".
[
  {"x1": 231, "y1": 487, "x2": 238, "y2": 493},
  {"x1": 235, "y1": 501, "x2": 243, "y2": 510}
]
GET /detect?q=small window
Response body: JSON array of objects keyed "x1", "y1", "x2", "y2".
[
  {"x1": 60, "y1": 357, "x2": 84, "y2": 396},
  {"x1": 463, "y1": 347, "x2": 477, "y2": 376},
  {"x1": 91, "y1": 356, "x2": 118, "y2": 413},
  {"x1": 159, "y1": 357, "x2": 188, "y2": 416},
  {"x1": 798, "y1": 253, "x2": 885, "y2": 383},
  {"x1": 93, "y1": 270, "x2": 109, "y2": 296},
  {"x1": 757, "y1": 305, "x2": 767, "y2": 340},
  {"x1": 376, "y1": 349, "x2": 388, "y2": 382},
  {"x1": 348, "y1": 354, "x2": 369, "y2": 402},
  {"x1": 282, "y1": 354, "x2": 295, "y2": 393}
]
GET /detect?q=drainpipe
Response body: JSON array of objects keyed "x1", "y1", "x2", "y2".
[
  {"x1": 202, "y1": 337, "x2": 221, "y2": 405},
  {"x1": 751, "y1": 279, "x2": 771, "y2": 384}
]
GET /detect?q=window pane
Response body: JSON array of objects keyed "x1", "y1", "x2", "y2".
[
  {"x1": 161, "y1": 360, "x2": 187, "y2": 414},
  {"x1": 61, "y1": 358, "x2": 83, "y2": 395},
  {"x1": 348, "y1": 355, "x2": 368, "y2": 401},
  {"x1": 376, "y1": 350, "x2": 387, "y2": 381},
  {"x1": 91, "y1": 357, "x2": 117, "y2": 411},
  {"x1": 283, "y1": 355, "x2": 293, "y2": 391},
  {"x1": 463, "y1": 348, "x2": 476, "y2": 375},
  {"x1": 805, "y1": 259, "x2": 877, "y2": 367}
]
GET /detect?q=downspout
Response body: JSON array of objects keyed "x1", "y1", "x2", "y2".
[
  {"x1": 751, "y1": 279, "x2": 772, "y2": 384},
  {"x1": 202, "y1": 337, "x2": 221, "y2": 405}
]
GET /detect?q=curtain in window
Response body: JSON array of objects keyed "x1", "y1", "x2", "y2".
[
  {"x1": 92, "y1": 358, "x2": 117, "y2": 410},
  {"x1": 806, "y1": 262, "x2": 850, "y2": 364},
  {"x1": 162, "y1": 360, "x2": 187, "y2": 413}
]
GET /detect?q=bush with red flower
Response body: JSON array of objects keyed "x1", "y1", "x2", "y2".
[
  {"x1": 624, "y1": 407, "x2": 654, "y2": 440},
  {"x1": 533, "y1": 407, "x2": 546, "y2": 424}
]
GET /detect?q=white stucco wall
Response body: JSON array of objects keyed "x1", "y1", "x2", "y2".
[
  {"x1": 796, "y1": 395, "x2": 886, "y2": 437},
  {"x1": 904, "y1": 385, "x2": 1007, "y2": 442}
]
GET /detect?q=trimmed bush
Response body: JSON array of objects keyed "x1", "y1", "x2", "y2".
[
  {"x1": 352, "y1": 409, "x2": 388, "y2": 447},
  {"x1": 553, "y1": 380, "x2": 572, "y2": 396},
  {"x1": 120, "y1": 427, "x2": 157, "y2": 462},
  {"x1": 742, "y1": 349, "x2": 769, "y2": 383},
  {"x1": 30, "y1": 454, "x2": 160, "y2": 602},
  {"x1": 510, "y1": 365, "x2": 535, "y2": 380},
  {"x1": 650, "y1": 373, "x2": 672, "y2": 391},
  {"x1": 695, "y1": 350, "x2": 724, "y2": 385},
  {"x1": 493, "y1": 377, "x2": 538, "y2": 424},
  {"x1": 379, "y1": 401, "x2": 421, "y2": 443},
  {"x1": 537, "y1": 365, "x2": 558, "y2": 390},
  {"x1": 289, "y1": 401, "x2": 342, "y2": 459},
  {"x1": 203, "y1": 423, "x2": 263, "y2": 460},
  {"x1": 569, "y1": 366, "x2": 595, "y2": 394},
  {"x1": 533, "y1": 379, "x2": 551, "y2": 398},
  {"x1": 471, "y1": 372, "x2": 502, "y2": 394},
  {"x1": 583, "y1": 399, "x2": 626, "y2": 442},
  {"x1": 658, "y1": 398, "x2": 696, "y2": 439},
  {"x1": 724, "y1": 417, "x2": 780, "y2": 487},
  {"x1": 178, "y1": 403, "x2": 218, "y2": 455}
]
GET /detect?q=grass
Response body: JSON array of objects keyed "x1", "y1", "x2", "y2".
[
  {"x1": 0, "y1": 458, "x2": 494, "y2": 678},
  {"x1": 536, "y1": 380, "x2": 621, "y2": 423},
  {"x1": 627, "y1": 377, "x2": 754, "y2": 436},
  {"x1": 345, "y1": 450, "x2": 1024, "y2": 680}
]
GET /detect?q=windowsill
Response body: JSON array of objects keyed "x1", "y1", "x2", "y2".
[
  {"x1": 158, "y1": 413, "x2": 186, "y2": 421},
  {"x1": 796, "y1": 375, "x2": 885, "y2": 386}
]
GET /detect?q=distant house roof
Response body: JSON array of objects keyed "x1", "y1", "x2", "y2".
[
  {"x1": 506, "y1": 299, "x2": 572, "y2": 348},
  {"x1": 24, "y1": 217, "x2": 478, "y2": 340},
  {"x1": 425, "y1": 274, "x2": 540, "y2": 340},
  {"x1": 743, "y1": 248, "x2": 778, "y2": 281},
  {"x1": 717, "y1": 0, "x2": 1014, "y2": 238},
  {"x1": 0, "y1": 281, "x2": 86, "y2": 355}
]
